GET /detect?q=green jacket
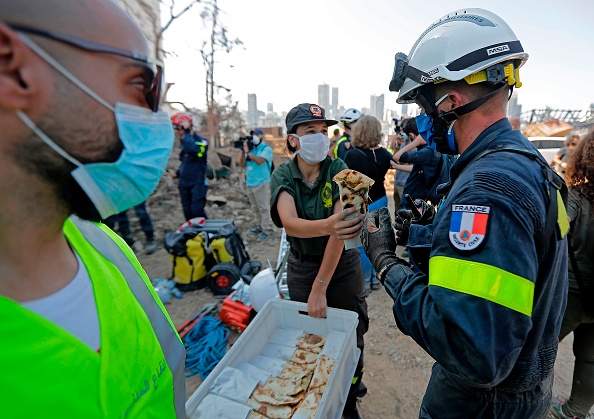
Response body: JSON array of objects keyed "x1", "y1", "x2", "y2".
[{"x1": 270, "y1": 157, "x2": 347, "y2": 256}]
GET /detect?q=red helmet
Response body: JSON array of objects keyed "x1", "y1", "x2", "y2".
[{"x1": 171, "y1": 112, "x2": 192, "y2": 126}]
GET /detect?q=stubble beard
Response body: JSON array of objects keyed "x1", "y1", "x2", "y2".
[{"x1": 12, "y1": 80, "x2": 122, "y2": 222}]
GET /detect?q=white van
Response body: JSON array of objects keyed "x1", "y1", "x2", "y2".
[{"x1": 527, "y1": 137, "x2": 565, "y2": 165}]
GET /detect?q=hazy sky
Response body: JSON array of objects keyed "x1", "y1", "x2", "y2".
[{"x1": 162, "y1": 0, "x2": 594, "y2": 115}]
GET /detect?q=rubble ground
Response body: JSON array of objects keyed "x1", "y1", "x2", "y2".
[{"x1": 132, "y1": 151, "x2": 586, "y2": 418}]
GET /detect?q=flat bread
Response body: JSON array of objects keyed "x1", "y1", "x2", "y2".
[
  {"x1": 309, "y1": 355, "x2": 336, "y2": 389},
  {"x1": 265, "y1": 377, "x2": 303, "y2": 396},
  {"x1": 296, "y1": 333, "x2": 325, "y2": 350},
  {"x1": 300, "y1": 372, "x2": 313, "y2": 392},
  {"x1": 247, "y1": 396, "x2": 292, "y2": 419},
  {"x1": 279, "y1": 362, "x2": 311, "y2": 383},
  {"x1": 249, "y1": 411, "x2": 269, "y2": 419},
  {"x1": 252, "y1": 383, "x2": 302, "y2": 406},
  {"x1": 292, "y1": 392, "x2": 322, "y2": 419},
  {"x1": 309, "y1": 383, "x2": 326, "y2": 394},
  {"x1": 290, "y1": 349, "x2": 319, "y2": 365},
  {"x1": 332, "y1": 169, "x2": 375, "y2": 213}
]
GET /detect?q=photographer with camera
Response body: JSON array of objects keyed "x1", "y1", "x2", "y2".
[{"x1": 239, "y1": 128, "x2": 274, "y2": 241}]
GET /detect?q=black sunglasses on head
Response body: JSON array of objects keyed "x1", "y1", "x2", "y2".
[{"x1": 9, "y1": 24, "x2": 163, "y2": 112}]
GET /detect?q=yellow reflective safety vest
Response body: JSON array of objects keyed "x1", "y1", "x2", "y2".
[
  {"x1": 0, "y1": 216, "x2": 185, "y2": 418},
  {"x1": 334, "y1": 134, "x2": 350, "y2": 159}
]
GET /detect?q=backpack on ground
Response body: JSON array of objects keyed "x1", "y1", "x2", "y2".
[{"x1": 164, "y1": 219, "x2": 252, "y2": 292}]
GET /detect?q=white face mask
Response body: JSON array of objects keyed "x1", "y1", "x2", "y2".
[
  {"x1": 252, "y1": 135, "x2": 261, "y2": 145},
  {"x1": 292, "y1": 132, "x2": 330, "y2": 164}
]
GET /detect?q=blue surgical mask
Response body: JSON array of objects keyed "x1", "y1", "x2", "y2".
[
  {"x1": 16, "y1": 35, "x2": 174, "y2": 219},
  {"x1": 415, "y1": 113, "x2": 457, "y2": 154}
]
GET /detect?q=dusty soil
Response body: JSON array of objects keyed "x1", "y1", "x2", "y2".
[{"x1": 131, "y1": 149, "x2": 587, "y2": 418}]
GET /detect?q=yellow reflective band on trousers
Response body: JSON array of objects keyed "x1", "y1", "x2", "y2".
[{"x1": 429, "y1": 256, "x2": 534, "y2": 317}]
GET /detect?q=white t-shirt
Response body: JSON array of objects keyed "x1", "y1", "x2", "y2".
[{"x1": 22, "y1": 251, "x2": 100, "y2": 351}]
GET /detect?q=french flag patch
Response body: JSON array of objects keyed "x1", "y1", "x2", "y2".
[{"x1": 449, "y1": 204, "x2": 490, "y2": 251}]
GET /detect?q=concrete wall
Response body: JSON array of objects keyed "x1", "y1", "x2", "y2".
[{"x1": 115, "y1": 0, "x2": 161, "y2": 56}]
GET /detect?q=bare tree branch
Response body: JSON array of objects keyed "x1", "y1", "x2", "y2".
[{"x1": 158, "y1": 0, "x2": 203, "y2": 41}]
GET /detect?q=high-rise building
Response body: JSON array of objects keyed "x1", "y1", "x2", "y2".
[
  {"x1": 331, "y1": 87, "x2": 339, "y2": 117},
  {"x1": 247, "y1": 93, "x2": 258, "y2": 127},
  {"x1": 401, "y1": 104, "x2": 409, "y2": 118},
  {"x1": 267, "y1": 103, "x2": 273, "y2": 113},
  {"x1": 376, "y1": 94, "x2": 385, "y2": 122},
  {"x1": 507, "y1": 92, "x2": 522, "y2": 118},
  {"x1": 370, "y1": 94, "x2": 385, "y2": 121},
  {"x1": 318, "y1": 84, "x2": 330, "y2": 111}
]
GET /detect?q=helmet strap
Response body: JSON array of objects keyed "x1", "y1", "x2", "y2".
[
  {"x1": 424, "y1": 84, "x2": 507, "y2": 154},
  {"x1": 437, "y1": 84, "x2": 508, "y2": 124}
]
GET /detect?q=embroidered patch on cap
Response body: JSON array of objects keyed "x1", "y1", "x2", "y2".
[
  {"x1": 309, "y1": 104, "x2": 322, "y2": 118},
  {"x1": 449, "y1": 204, "x2": 490, "y2": 251}
]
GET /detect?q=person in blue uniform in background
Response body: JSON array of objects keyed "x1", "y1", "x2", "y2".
[{"x1": 171, "y1": 112, "x2": 208, "y2": 220}]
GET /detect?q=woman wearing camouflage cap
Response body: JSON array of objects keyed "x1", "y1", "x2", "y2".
[{"x1": 269, "y1": 103, "x2": 368, "y2": 418}]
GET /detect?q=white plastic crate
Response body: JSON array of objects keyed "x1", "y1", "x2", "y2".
[{"x1": 186, "y1": 299, "x2": 360, "y2": 419}]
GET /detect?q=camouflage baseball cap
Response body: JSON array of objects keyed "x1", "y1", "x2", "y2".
[{"x1": 285, "y1": 103, "x2": 338, "y2": 134}]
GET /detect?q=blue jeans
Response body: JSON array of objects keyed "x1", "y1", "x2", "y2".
[
  {"x1": 103, "y1": 201, "x2": 154, "y2": 243},
  {"x1": 419, "y1": 363, "x2": 553, "y2": 418},
  {"x1": 359, "y1": 196, "x2": 388, "y2": 289}
]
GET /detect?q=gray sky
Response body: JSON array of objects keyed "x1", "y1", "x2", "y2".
[{"x1": 162, "y1": 0, "x2": 594, "y2": 115}]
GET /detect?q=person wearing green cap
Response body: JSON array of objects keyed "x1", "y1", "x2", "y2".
[{"x1": 270, "y1": 103, "x2": 368, "y2": 419}]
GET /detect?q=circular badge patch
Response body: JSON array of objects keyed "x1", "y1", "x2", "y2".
[{"x1": 310, "y1": 105, "x2": 322, "y2": 118}]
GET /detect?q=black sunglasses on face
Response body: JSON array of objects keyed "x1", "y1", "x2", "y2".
[
  {"x1": 173, "y1": 125, "x2": 184, "y2": 130},
  {"x1": 9, "y1": 24, "x2": 163, "y2": 112}
]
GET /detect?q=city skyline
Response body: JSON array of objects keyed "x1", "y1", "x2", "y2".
[{"x1": 163, "y1": 0, "x2": 594, "y2": 118}]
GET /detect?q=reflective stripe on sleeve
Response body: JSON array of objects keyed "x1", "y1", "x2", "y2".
[
  {"x1": 429, "y1": 256, "x2": 534, "y2": 316},
  {"x1": 556, "y1": 190, "x2": 569, "y2": 238}
]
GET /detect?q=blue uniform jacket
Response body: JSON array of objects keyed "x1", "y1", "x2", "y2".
[
  {"x1": 178, "y1": 131, "x2": 208, "y2": 183},
  {"x1": 400, "y1": 146, "x2": 443, "y2": 206},
  {"x1": 385, "y1": 119, "x2": 568, "y2": 391}
]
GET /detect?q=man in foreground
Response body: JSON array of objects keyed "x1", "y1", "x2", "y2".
[
  {"x1": 363, "y1": 8, "x2": 568, "y2": 417},
  {"x1": 0, "y1": 1, "x2": 185, "y2": 416}
]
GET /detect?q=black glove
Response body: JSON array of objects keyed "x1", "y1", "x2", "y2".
[
  {"x1": 395, "y1": 195, "x2": 436, "y2": 245},
  {"x1": 361, "y1": 207, "x2": 407, "y2": 283}
]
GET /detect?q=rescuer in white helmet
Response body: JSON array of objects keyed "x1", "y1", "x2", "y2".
[
  {"x1": 361, "y1": 8, "x2": 569, "y2": 418},
  {"x1": 334, "y1": 108, "x2": 363, "y2": 160}
]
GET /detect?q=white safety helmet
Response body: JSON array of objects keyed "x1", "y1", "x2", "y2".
[
  {"x1": 340, "y1": 108, "x2": 363, "y2": 126},
  {"x1": 389, "y1": 8, "x2": 528, "y2": 103},
  {"x1": 248, "y1": 268, "x2": 280, "y2": 312}
]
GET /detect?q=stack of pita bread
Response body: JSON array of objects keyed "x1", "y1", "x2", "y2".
[{"x1": 247, "y1": 333, "x2": 336, "y2": 419}]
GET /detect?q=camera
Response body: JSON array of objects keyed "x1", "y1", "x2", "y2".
[{"x1": 233, "y1": 136, "x2": 254, "y2": 150}]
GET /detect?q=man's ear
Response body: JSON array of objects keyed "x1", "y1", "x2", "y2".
[
  {"x1": 446, "y1": 91, "x2": 465, "y2": 110},
  {"x1": 0, "y1": 22, "x2": 39, "y2": 111}
]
